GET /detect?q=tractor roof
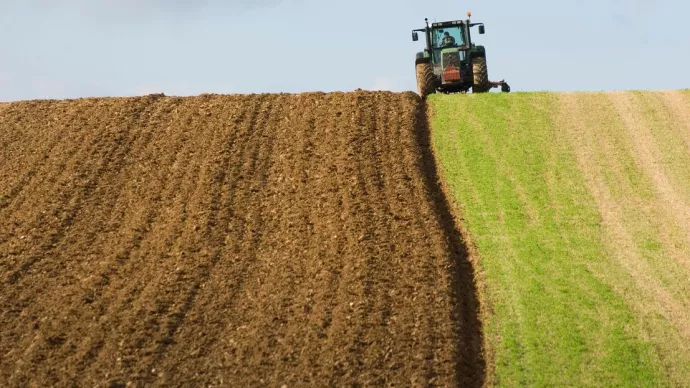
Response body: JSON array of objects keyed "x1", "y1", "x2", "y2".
[{"x1": 431, "y1": 20, "x2": 466, "y2": 27}]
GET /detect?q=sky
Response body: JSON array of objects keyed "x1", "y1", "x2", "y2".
[{"x1": 1, "y1": 0, "x2": 689, "y2": 101}]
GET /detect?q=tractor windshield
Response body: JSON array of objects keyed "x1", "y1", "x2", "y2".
[{"x1": 432, "y1": 26, "x2": 466, "y2": 48}]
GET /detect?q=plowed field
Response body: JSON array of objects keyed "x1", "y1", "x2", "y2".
[{"x1": 0, "y1": 92, "x2": 482, "y2": 386}]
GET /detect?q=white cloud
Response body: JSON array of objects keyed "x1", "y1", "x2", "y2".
[
  {"x1": 132, "y1": 83, "x2": 211, "y2": 97},
  {"x1": 134, "y1": 84, "x2": 167, "y2": 96},
  {"x1": 21, "y1": 0, "x2": 284, "y2": 20},
  {"x1": 30, "y1": 78, "x2": 68, "y2": 99},
  {"x1": 371, "y1": 76, "x2": 397, "y2": 91}
]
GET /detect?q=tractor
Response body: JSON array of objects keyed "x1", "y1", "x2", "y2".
[{"x1": 412, "y1": 12, "x2": 510, "y2": 97}]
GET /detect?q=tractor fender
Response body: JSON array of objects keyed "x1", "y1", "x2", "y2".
[{"x1": 415, "y1": 56, "x2": 431, "y2": 65}]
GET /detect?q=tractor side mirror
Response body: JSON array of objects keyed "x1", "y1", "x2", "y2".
[
  {"x1": 412, "y1": 32, "x2": 419, "y2": 41},
  {"x1": 478, "y1": 25, "x2": 485, "y2": 34}
]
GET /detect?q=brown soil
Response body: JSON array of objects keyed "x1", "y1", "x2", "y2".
[{"x1": 0, "y1": 92, "x2": 483, "y2": 387}]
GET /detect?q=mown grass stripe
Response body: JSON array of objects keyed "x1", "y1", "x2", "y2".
[
  {"x1": 562, "y1": 93, "x2": 689, "y2": 386},
  {"x1": 574, "y1": 93, "x2": 690, "y2": 304}
]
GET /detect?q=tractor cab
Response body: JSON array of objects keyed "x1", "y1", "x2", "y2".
[
  {"x1": 427, "y1": 23, "x2": 468, "y2": 67},
  {"x1": 431, "y1": 24, "x2": 466, "y2": 49}
]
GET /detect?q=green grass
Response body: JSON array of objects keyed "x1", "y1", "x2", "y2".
[{"x1": 428, "y1": 92, "x2": 690, "y2": 387}]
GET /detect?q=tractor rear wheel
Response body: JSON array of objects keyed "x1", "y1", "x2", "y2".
[
  {"x1": 472, "y1": 56, "x2": 490, "y2": 93},
  {"x1": 416, "y1": 62, "x2": 437, "y2": 98}
]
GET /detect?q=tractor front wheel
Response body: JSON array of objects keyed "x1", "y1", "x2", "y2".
[
  {"x1": 472, "y1": 56, "x2": 490, "y2": 93},
  {"x1": 416, "y1": 62, "x2": 437, "y2": 98}
]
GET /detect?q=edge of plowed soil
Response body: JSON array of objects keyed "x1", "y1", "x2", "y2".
[
  {"x1": 422, "y1": 101, "x2": 494, "y2": 387},
  {"x1": 416, "y1": 101, "x2": 489, "y2": 387}
]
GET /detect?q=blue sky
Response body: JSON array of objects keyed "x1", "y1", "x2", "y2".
[{"x1": 1, "y1": 0, "x2": 689, "y2": 101}]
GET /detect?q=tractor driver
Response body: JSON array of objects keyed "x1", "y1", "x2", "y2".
[{"x1": 439, "y1": 31, "x2": 456, "y2": 47}]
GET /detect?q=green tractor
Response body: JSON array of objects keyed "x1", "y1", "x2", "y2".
[{"x1": 412, "y1": 12, "x2": 510, "y2": 97}]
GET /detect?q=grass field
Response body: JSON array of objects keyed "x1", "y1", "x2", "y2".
[{"x1": 428, "y1": 91, "x2": 690, "y2": 387}]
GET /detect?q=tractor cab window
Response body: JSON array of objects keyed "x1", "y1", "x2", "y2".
[{"x1": 432, "y1": 26, "x2": 465, "y2": 48}]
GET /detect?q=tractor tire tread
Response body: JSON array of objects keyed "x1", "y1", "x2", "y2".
[
  {"x1": 472, "y1": 57, "x2": 490, "y2": 93},
  {"x1": 416, "y1": 62, "x2": 437, "y2": 98}
]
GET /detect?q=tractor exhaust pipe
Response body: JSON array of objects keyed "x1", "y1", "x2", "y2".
[{"x1": 425, "y1": 18, "x2": 432, "y2": 55}]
